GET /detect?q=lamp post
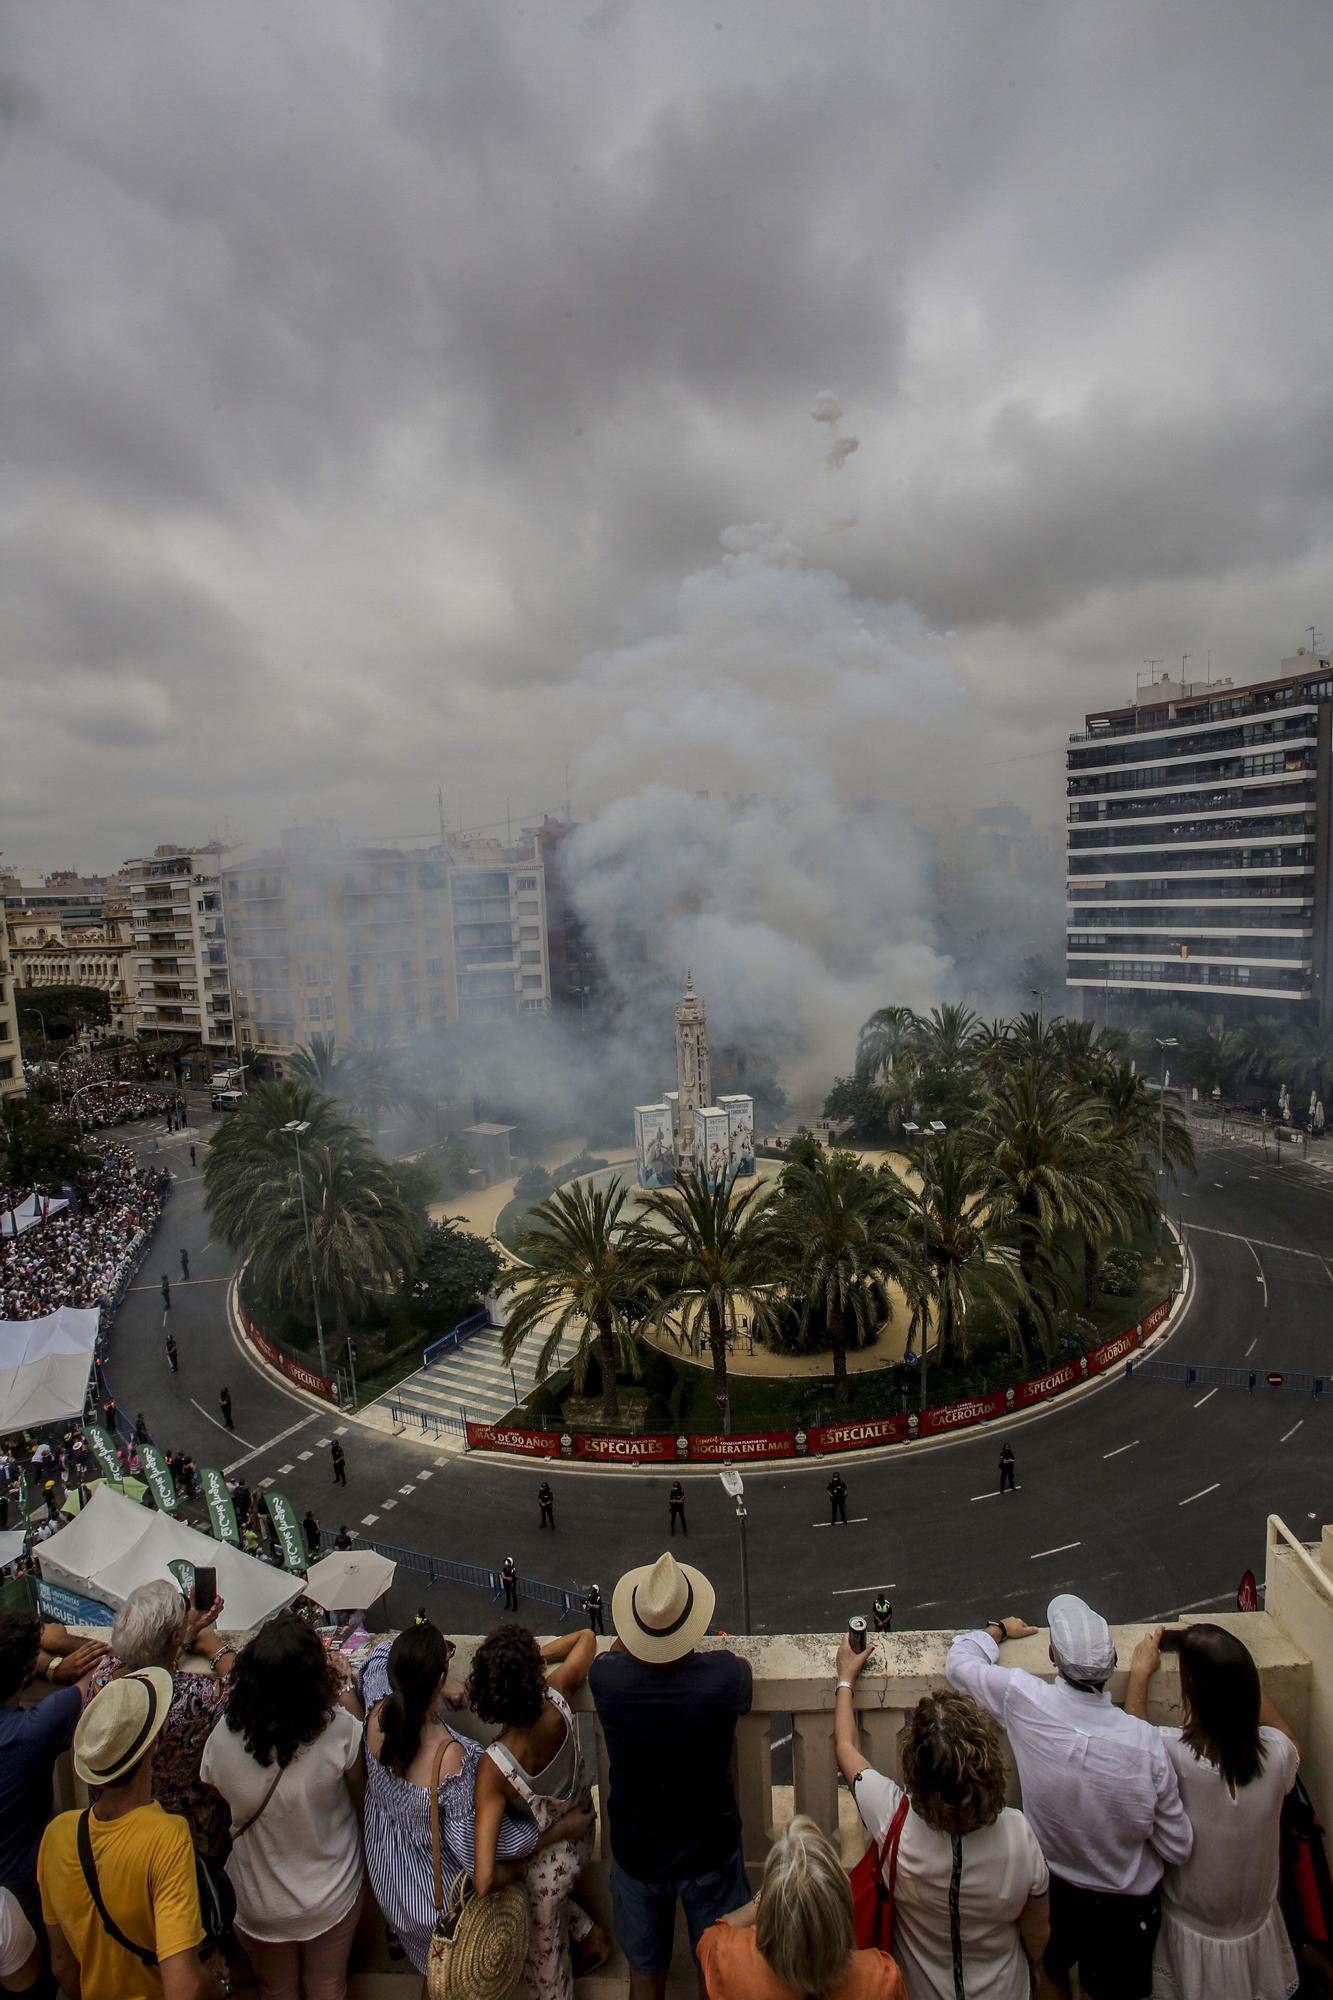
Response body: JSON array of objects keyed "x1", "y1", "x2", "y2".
[
  {"x1": 282, "y1": 1118, "x2": 328, "y2": 1378},
  {"x1": 1154, "y1": 1038, "x2": 1178, "y2": 1254},
  {"x1": 719, "y1": 1469, "x2": 751, "y2": 1634},
  {"x1": 1030, "y1": 987, "x2": 1049, "y2": 1035},
  {"x1": 902, "y1": 1119, "x2": 946, "y2": 1410}
]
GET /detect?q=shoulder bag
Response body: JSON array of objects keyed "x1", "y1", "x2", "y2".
[
  {"x1": 850, "y1": 1790, "x2": 909, "y2": 1953},
  {"x1": 424, "y1": 1737, "x2": 531, "y2": 2000},
  {"x1": 77, "y1": 1808, "x2": 235, "y2": 1966}
]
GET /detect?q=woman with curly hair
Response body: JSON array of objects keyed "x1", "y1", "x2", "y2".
[
  {"x1": 835, "y1": 1637, "x2": 1051, "y2": 2000},
  {"x1": 469, "y1": 1623, "x2": 607, "y2": 2000},
  {"x1": 200, "y1": 1613, "x2": 365, "y2": 1999}
]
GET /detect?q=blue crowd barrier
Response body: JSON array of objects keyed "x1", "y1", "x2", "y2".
[
  {"x1": 1126, "y1": 1359, "x2": 1325, "y2": 1397},
  {"x1": 317, "y1": 1527, "x2": 581, "y2": 1621},
  {"x1": 386, "y1": 1400, "x2": 468, "y2": 1440},
  {"x1": 422, "y1": 1308, "x2": 489, "y2": 1369}
]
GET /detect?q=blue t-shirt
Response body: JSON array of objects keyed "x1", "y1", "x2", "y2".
[
  {"x1": 590, "y1": 1648, "x2": 752, "y2": 1880},
  {"x1": 0, "y1": 1689, "x2": 82, "y2": 1898}
]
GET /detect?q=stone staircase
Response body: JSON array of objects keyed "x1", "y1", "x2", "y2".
[{"x1": 367, "y1": 1325, "x2": 544, "y2": 1448}]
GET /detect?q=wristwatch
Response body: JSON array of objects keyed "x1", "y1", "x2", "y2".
[
  {"x1": 990, "y1": 1619, "x2": 1006, "y2": 1640},
  {"x1": 835, "y1": 1680, "x2": 855, "y2": 1692}
]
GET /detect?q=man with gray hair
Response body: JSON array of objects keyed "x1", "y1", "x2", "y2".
[{"x1": 947, "y1": 1595, "x2": 1192, "y2": 2000}]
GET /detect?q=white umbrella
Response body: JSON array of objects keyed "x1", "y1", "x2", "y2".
[{"x1": 303, "y1": 1548, "x2": 397, "y2": 1612}]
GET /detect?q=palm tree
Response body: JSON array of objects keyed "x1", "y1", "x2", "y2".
[
  {"x1": 855, "y1": 1006, "x2": 919, "y2": 1082},
  {"x1": 767, "y1": 1149, "x2": 913, "y2": 1404},
  {"x1": 288, "y1": 1033, "x2": 346, "y2": 1089},
  {"x1": 910, "y1": 1003, "x2": 980, "y2": 1073},
  {"x1": 342, "y1": 1041, "x2": 413, "y2": 1141},
  {"x1": 203, "y1": 1081, "x2": 355, "y2": 1253},
  {"x1": 501, "y1": 1179, "x2": 649, "y2": 1423},
  {"x1": 634, "y1": 1173, "x2": 779, "y2": 1426},
  {"x1": 889, "y1": 1136, "x2": 1031, "y2": 1364},
  {"x1": 1276, "y1": 1021, "x2": 1333, "y2": 1109}
]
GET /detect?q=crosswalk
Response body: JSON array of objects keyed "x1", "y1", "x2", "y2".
[{"x1": 369, "y1": 1326, "x2": 544, "y2": 1446}]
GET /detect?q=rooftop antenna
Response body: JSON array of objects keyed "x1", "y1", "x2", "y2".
[
  {"x1": 1140, "y1": 659, "x2": 1161, "y2": 696},
  {"x1": 1308, "y1": 626, "x2": 1318, "y2": 652}
]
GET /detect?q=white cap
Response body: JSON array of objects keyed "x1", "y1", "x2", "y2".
[{"x1": 1047, "y1": 1594, "x2": 1116, "y2": 1682}]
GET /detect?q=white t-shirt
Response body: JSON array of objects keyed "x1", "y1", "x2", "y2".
[
  {"x1": 854, "y1": 1769, "x2": 1048, "y2": 2000},
  {"x1": 200, "y1": 1705, "x2": 364, "y2": 1942},
  {"x1": 0, "y1": 1887, "x2": 36, "y2": 1980}
]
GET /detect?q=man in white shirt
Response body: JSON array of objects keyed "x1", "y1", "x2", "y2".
[{"x1": 947, "y1": 1594, "x2": 1192, "y2": 2000}]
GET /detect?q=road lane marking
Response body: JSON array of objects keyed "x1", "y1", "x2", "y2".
[
  {"x1": 190, "y1": 1398, "x2": 255, "y2": 1447},
  {"x1": 1185, "y1": 1225, "x2": 1326, "y2": 1261},
  {"x1": 812, "y1": 1517, "x2": 869, "y2": 1526},
  {"x1": 971, "y1": 1487, "x2": 1023, "y2": 1499},
  {"x1": 1031, "y1": 1541, "x2": 1081, "y2": 1560},
  {"x1": 222, "y1": 1412, "x2": 318, "y2": 1476},
  {"x1": 297, "y1": 1451, "x2": 312, "y2": 1461},
  {"x1": 1194, "y1": 1388, "x2": 1218, "y2": 1408},
  {"x1": 361, "y1": 1513, "x2": 379, "y2": 1526},
  {"x1": 1178, "y1": 1483, "x2": 1220, "y2": 1506},
  {"x1": 416, "y1": 1470, "x2": 433, "y2": 1480},
  {"x1": 1245, "y1": 1339, "x2": 1258, "y2": 1356},
  {"x1": 1103, "y1": 1440, "x2": 1139, "y2": 1458},
  {"x1": 398, "y1": 1485, "x2": 416, "y2": 1496},
  {"x1": 380, "y1": 1498, "x2": 397, "y2": 1510},
  {"x1": 277, "y1": 1463, "x2": 294, "y2": 1474},
  {"x1": 830, "y1": 1584, "x2": 896, "y2": 1595},
  {"x1": 1281, "y1": 1421, "x2": 1304, "y2": 1442}
]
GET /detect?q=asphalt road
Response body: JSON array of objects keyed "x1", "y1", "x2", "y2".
[{"x1": 103, "y1": 1118, "x2": 1333, "y2": 1639}]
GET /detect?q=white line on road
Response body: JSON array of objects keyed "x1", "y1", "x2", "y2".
[
  {"x1": 1246, "y1": 1239, "x2": 1268, "y2": 1307},
  {"x1": 223, "y1": 1412, "x2": 318, "y2": 1476},
  {"x1": 913, "y1": 1599, "x2": 944, "y2": 1609},
  {"x1": 277, "y1": 1463, "x2": 294, "y2": 1474},
  {"x1": 770, "y1": 1732, "x2": 793, "y2": 1752},
  {"x1": 1031, "y1": 1541, "x2": 1081, "y2": 1560},
  {"x1": 1186, "y1": 1225, "x2": 1326, "y2": 1261},
  {"x1": 190, "y1": 1398, "x2": 255, "y2": 1448},
  {"x1": 1245, "y1": 1339, "x2": 1258, "y2": 1356},
  {"x1": 380, "y1": 1498, "x2": 397, "y2": 1510},
  {"x1": 361, "y1": 1514, "x2": 379, "y2": 1527},
  {"x1": 416, "y1": 1470, "x2": 433, "y2": 1480},
  {"x1": 1102, "y1": 1440, "x2": 1139, "y2": 1459},
  {"x1": 971, "y1": 1487, "x2": 1023, "y2": 1500},
  {"x1": 1178, "y1": 1483, "x2": 1221, "y2": 1507},
  {"x1": 812, "y1": 1518, "x2": 869, "y2": 1527},
  {"x1": 1281, "y1": 1421, "x2": 1304, "y2": 1443},
  {"x1": 830, "y1": 1584, "x2": 896, "y2": 1595},
  {"x1": 398, "y1": 1485, "x2": 416, "y2": 1496},
  {"x1": 1194, "y1": 1388, "x2": 1218, "y2": 1408}
]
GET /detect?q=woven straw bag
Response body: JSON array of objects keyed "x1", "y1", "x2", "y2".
[{"x1": 425, "y1": 1739, "x2": 530, "y2": 2000}]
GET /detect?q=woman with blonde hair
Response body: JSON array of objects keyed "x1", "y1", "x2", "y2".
[
  {"x1": 835, "y1": 1637, "x2": 1052, "y2": 2000},
  {"x1": 698, "y1": 1815, "x2": 905, "y2": 2000}
]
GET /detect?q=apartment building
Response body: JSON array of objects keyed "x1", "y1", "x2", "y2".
[
  {"x1": 9, "y1": 921, "x2": 136, "y2": 1040},
  {"x1": 0, "y1": 870, "x2": 120, "y2": 936},
  {"x1": 0, "y1": 900, "x2": 23, "y2": 1099},
  {"x1": 1066, "y1": 653, "x2": 1333, "y2": 1022},
  {"x1": 123, "y1": 845, "x2": 237, "y2": 1057},
  {"x1": 222, "y1": 833, "x2": 553, "y2": 1062}
]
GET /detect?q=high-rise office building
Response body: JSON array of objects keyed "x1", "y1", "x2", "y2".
[
  {"x1": 124, "y1": 845, "x2": 237, "y2": 1057},
  {"x1": 1066, "y1": 653, "x2": 1333, "y2": 1022}
]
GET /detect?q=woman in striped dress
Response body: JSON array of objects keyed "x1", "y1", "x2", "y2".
[{"x1": 361, "y1": 1623, "x2": 591, "y2": 1977}]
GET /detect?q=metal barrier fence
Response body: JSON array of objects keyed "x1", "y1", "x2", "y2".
[
  {"x1": 422, "y1": 1308, "x2": 489, "y2": 1369},
  {"x1": 1127, "y1": 1359, "x2": 1326, "y2": 1397},
  {"x1": 386, "y1": 1401, "x2": 468, "y2": 1440},
  {"x1": 317, "y1": 1527, "x2": 583, "y2": 1620}
]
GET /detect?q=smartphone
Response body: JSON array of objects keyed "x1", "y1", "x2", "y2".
[
  {"x1": 193, "y1": 1566, "x2": 217, "y2": 1612},
  {"x1": 848, "y1": 1615, "x2": 868, "y2": 1654},
  {"x1": 1158, "y1": 1627, "x2": 1185, "y2": 1653}
]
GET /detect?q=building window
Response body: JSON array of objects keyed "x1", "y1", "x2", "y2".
[
  {"x1": 515, "y1": 875, "x2": 538, "y2": 891},
  {"x1": 427, "y1": 957, "x2": 444, "y2": 976},
  {"x1": 517, "y1": 899, "x2": 539, "y2": 916},
  {"x1": 520, "y1": 949, "x2": 542, "y2": 964},
  {"x1": 522, "y1": 974, "x2": 545, "y2": 989},
  {"x1": 518, "y1": 926, "x2": 540, "y2": 940}
]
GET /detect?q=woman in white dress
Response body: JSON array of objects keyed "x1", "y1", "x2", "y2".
[
  {"x1": 1126, "y1": 1622, "x2": 1299, "y2": 2000},
  {"x1": 834, "y1": 1636, "x2": 1052, "y2": 2000}
]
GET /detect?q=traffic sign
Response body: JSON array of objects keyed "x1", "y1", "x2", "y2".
[
  {"x1": 1267, "y1": 1372, "x2": 1284, "y2": 1388},
  {"x1": 1237, "y1": 1569, "x2": 1259, "y2": 1612}
]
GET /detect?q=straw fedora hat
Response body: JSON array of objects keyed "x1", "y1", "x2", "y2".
[
  {"x1": 611, "y1": 1551, "x2": 715, "y2": 1662},
  {"x1": 73, "y1": 1667, "x2": 174, "y2": 1787}
]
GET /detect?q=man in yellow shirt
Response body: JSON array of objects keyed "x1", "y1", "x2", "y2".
[{"x1": 38, "y1": 1668, "x2": 226, "y2": 2000}]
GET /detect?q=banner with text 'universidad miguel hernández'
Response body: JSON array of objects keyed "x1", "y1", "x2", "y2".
[
  {"x1": 265, "y1": 1490, "x2": 308, "y2": 1575},
  {"x1": 199, "y1": 1468, "x2": 239, "y2": 1545}
]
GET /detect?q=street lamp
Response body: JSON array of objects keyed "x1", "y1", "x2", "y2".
[
  {"x1": 902, "y1": 1120, "x2": 946, "y2": 1409},
  {"x1": 282, "y1": 1119, "x2": 328, "y2": 1378},
  {"x1": 1154, "y1": 1039, "x2": 1179, "y2": 1254},
  {"x1": 1030, "y1": 988, "x2": 1049, "y2": 1035},
  {"x1": 719, "y1": 1469, "x2": 751, "y2": 1634}
]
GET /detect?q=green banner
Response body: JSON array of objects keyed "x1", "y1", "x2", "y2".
[
  {"x1": 200, "y1": 1467, "x2": 239, "y2": 1546},
  {"x1": 138, "y1": 1444, "x2": 177, "y2": 1514},
  {"x1": 167, "y1": 1558, "x2": 196, "y2": 1601},
  {"x1": 84, "y1": 1426, "x2": 124, "y2": 1492},
  {"x1": 265, "y1": 1489, "x2": 307, "y2": 1576}
]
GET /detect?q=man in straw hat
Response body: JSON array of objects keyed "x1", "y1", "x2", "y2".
[
  {"x1": 38, "y1": 1668, "x2": 226, "y2": 2000},
  {"x1": 947, "y1": 1594, "x2": 1192, "y2": 2000},
  {"x1": 590, "y1": 1552, "x2": 751, "y2": 1999}
]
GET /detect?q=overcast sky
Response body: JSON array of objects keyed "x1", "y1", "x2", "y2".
[{"x1": 5, "y1": 0, "x2": 1333, "y2": 879}]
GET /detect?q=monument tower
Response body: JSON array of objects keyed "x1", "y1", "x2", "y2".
[{"x1": 672, "y1": 972, "x2": 711, "y2": 1163}]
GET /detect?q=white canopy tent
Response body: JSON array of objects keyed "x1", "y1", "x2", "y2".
[
  {"x1": 1, "y1": 1193, "x2": 70, "y2": 1239},
  {"x1": 0, "y1": 1305, "x2": 100, "y2": 1431},
  {"x1": 37, "y1": 1486, "x2": 303, "y2": 1629}
]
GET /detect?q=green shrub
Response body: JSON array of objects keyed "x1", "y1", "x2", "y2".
[{"x1": 1100, "y1": 1248, "x2": 1143, "y2": 1297}]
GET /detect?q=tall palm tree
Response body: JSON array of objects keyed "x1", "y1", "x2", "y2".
[
  {"x1": 343, "y1": 1041, "x2": 413, "y2": 1141},
  {"x1": 501, "y1": 1179, "x2": 649, "y2": 1423},
  {"x1": 204, "y1": 1080, "x2": 355, "y2": 1253},
  {"x1": 634, "y1": 1174, "x2": 779, "y2": 1425},
  {"x1": 288, "y1": 1033, "x2": 346, "y2": 1089},
  {"x1": 889, "y1": 1137, "x2": 1032, "y2": 1364},
  {"x1": 767, "y1": 1149, "x2": 913, "y2": 1404},
  {"x1": 855, "y1": 1006, "x2": 919, "y2": 1082},
  {"x1": 910, "y1": 1003, "x2": 981, "y2": 1073}
]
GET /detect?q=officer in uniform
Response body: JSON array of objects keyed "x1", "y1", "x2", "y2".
[
  {"x1": 828, "y1": 1470, "x2": 848, "y2": 1525},
  {"x1": 501, "y1": 1555, "x2": 519, "y2": 1611},
  {"x1": 584, "y1": 1582, "x2": 605, "y2": 1634},
  {"x1": 873, "y1": 1592, "x2": 893, "y2": 1633},
  {"x1": 538, "y1": 1480, "x2": 555, "y2": 1530},
  {"x1": 998, "y1": 1442, "x2": 1017, "y2": 1495},
  {"x1": 668, "y1": 1479, "x2": 687, "y2": 1536}
]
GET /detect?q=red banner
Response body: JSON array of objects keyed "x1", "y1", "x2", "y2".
[
  {"x1": 1087, "y1": 1326, "x2": 1142, "y2": 1375},
  {"x1": 1013, "y1": 1360, "x2": 1083, "y2": 1407},
  {"x1": 1139, "y1": 1297, "x2": 1172, "y2": 1338},
  {"x1": 572, "y1": 1432, "x2": 678, "y2": 1461},
  {"x1": 807, "y1": 1413, "x2": 909, "y2": 1454},
  {"x1": 240, "y1": 1311, "x2": 338, "y2": 1403},
  {"x1": 465, "y1": 1421, "x2": 561, "y2": 1456},
  {"x1": 684, "y1": 1431, "x2": 796, "y2": 1461},
  {"x1": 916, "y1": 1389, "x2": 1008, "y2": 1437}
]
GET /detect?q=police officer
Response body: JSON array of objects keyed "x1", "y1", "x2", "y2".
[
  {"x1": 668, "y1": 1479, "x2": 687, "y2": 1536},
  {"x1": 828, "y1": 1470, "x2": 848, "y2": 1525},
  {"x1": 998, "y1": 1442, "x2": 1017, "y2": 1495},
  {"x1": 538, "y1": 1480, "x2": 555, "y2": 1530},
  {"x1": 414, "y1": 1606, "x2": 429, "y2": 1627},
  {"x1": 331, "y1": 1439, "x2": 347, "y2": 1486},
  {"x1": 873, "y1": 1592, "x2": 893, "y2": 1633},
  {"x1": 501, "y1": 1555, "x2": 518, "y2": 1611},
  {"x1": 160, "y1": 1274, "x2": 171, "y2": 1310},
  {"x1": 584, "y1": 1582, "x2": 605, "y2": 1634},
  {"x1": 165, "y1": 1333, "x2": 178, "y2": 1374}
]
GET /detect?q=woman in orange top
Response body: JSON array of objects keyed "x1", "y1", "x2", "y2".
[{"x1": 697, "y1": 1815, "x2": 906, "y2": 2000}]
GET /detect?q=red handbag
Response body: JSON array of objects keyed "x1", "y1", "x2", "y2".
[{"x1": 851, "y1": 1793, "x2": 909, "y2": 1952}]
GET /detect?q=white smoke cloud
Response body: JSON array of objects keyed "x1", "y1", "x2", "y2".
[
  {"x1": 811, "y1": 389, "x2": 843, "y2": 426},
  {"x1": 826, "y1": 434, "x2": 860, "y2": 472}
]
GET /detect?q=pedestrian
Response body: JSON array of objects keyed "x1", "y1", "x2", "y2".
[
  {"x1": 101, "y1": 1398, "x2": 117, "y2": 1434},
  {"x1": 948, "y1": 1596, "x2": 1192, "y2": 2000},
  {"x1": 160, "y1": 1274, "x2": 171, "y2": 1310},
  {"x1": 501, "y1": 1555, "x2": 518, "y2": 1612},
  {"x1": 134, "y1": 1413, "x2": 150, "y2": 1444},
  {"x1": 873, "y1": 1592, "x2": 893, "y2": 1633},
  {"x1": 584, "y1": 1583, "x2": 605, "y2": 1635},
  {"x1": 333, "y1": 1525, "x2": 353, "y2": 1552},
  {"x1": 166, "y1": 1112, "x2": 174, "y2": 1133},
  {"x1": 414, "y1": 1607, "x2": 428, "y2": 1627},
  {"x1": 302, "y1": 1508, "x2": 320, "y2": 1557},
  {"x1": 538, "y1": 1479, "x2": 555, "y2": 1530},
  {"x1": 331, "y1": 1439, "x2": 346, "y2": 1486},
  {"x1": 219, "y1": 1386, "x2": 234, "y2": 1431},
  {"x1": 999, "y1": 1443, "x2": 1017, "y2": 1495},
  {"x1": 668, "y1": 1479, "x2": 688, "y2": 1536},
  {"x1": 828, "y1": 1470, "x2": 848, "y2": 1525},
  {"x1": 590, "y1": 1553, "x2": 752, "y2": 1982},
  {"x1": 179, "y1": 1248, "x2": 190, "y2": 1282},
  {"x1": 189, "y1": 1143, "x2": 197, "y2": 1169},
  {"x1": 165, "y1": 1333, "x2": 178, "y2": 1375}
]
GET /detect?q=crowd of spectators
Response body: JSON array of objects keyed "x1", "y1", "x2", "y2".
[
  {"x1": 23, "y1": 1049, "x2": 183, "y2": 1133},
  {"x1": 0, "y1": 1143, "x2": 169, "y2": 1322},
  {"x1": 0, "y1": 1551, "x2": 1309, "y2": 2000}
]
